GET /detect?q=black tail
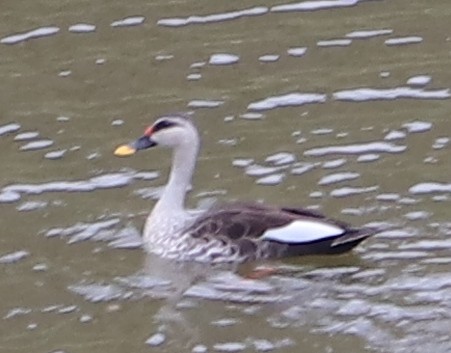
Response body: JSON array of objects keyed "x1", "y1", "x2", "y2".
[{"x1": 280, "y1": 227, "x2": 378, "y2": 257}]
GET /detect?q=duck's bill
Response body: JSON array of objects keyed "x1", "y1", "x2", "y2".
[
  {"x1": 114, "y1": 136, "x2": 157, "y2": 157},
  {"x1": 114, "y1": 144, "x2": 136, "y2": 157}
]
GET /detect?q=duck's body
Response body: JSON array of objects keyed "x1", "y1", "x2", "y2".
[{"x1": 115, "y1": 114, "x2": 378, "y2": 263}]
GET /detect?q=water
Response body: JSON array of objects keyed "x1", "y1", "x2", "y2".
[{"x1": 1, "y1": 0, "x2": 451, "y2": 352}]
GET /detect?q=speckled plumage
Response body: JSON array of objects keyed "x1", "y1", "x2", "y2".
[{"x1": 118, "y1": 114, "x2": 378, "y2": 263}]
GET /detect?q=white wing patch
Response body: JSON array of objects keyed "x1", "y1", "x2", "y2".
[{"x1": 261, "y1": 220, "x2": 344, "y2": 244}]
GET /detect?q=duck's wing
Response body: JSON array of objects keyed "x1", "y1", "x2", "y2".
[{"x1": 184, "y1": 202, "x2": 377, "y2": 260}]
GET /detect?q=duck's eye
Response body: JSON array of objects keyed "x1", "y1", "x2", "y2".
[{"x1": 153, "y1": 120, "x2": 177, "y2": 132}]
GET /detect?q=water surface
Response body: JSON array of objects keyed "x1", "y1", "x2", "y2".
[{"x1": 1, "y1": 0, "x2": 451, "y2": 352}]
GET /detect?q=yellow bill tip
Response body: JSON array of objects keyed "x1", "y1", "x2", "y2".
[{"x1": 114, "y1": 144, "x2": 136, "y2": 157}]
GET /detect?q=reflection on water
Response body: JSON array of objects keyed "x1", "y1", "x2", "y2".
[{"x1": 1, "y1": 0, "x2": 451, "y2": 352}]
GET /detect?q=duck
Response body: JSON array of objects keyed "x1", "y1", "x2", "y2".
[{"x1": 114, "y1": 114, "x2": 378, "y2": 263}]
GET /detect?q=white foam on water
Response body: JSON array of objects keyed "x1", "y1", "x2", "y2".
[
  {"x1": 246, "y1": 165, "x2": 285, "y2": 177},
  {"x1": 317, "y1": 39, "x2": 352, "y2": 47},
  {"x1": 0, "y1": 250, "x2": 29, "y2": 264},
  {"x1": 318, "y1": 172, "x2": 360, "y2": 186},
  {"x1": 256, "y1": 173, "x2": 285, "y2": 185},
  {"x1": 45, "y1": 149, "x2": 67, "y2": 160},
  {"x1": 385, "y1": 36, "x2": 423, "y2": 46},
  {"x1": 1, "y1": 171, "x2": 159, "y2": 199},
  {"x1": 187, "y1": 100, "x2": 224, "y2": 108},
  {"x1": 384, "y1": 130, "x2": 406, "y2": 140},
  {"x1": 333, "y1": 87, "x2": 450, "y2": 101},
  {"x1": 409, "y1": 182, "x2": 451, "y2": 194},
  {"x1": 187, "y1": 73, "x2": 202, "y2": 81},
  {"x1": 305, "y1": 141, "x2": 406, "y2": 156},
  {"x1": 232, "y1": 158, "x2": 254, "y2": 168},
  {"x1": 272, "y1": 0, "x2": 359, "y2": 12},
  {"x1": 287, "y1": 47, "x2": 307, "y2": 56},
  {"x1": 209, "y1": 53, "x2": 239, "y2": 65},
  {"x1": 240, "y1": 112, "x2": 264, "y2": 120},
  {"x1": 155, "y1": 54, "x2": 174, "y2": 61},
  {"x1": 357, "y1": 154, "x2": 380, "y2": 162},
  {"x1": 402, "y1": 121, "x2": 432, "y2": 133},
  {"x1": 265, "y1": 152, "x2": 296, "y2": 165},
  {"x1": 1, "y1": 26, "x2": 60, "y2": 44},
  {"x1": 330, "y1": 186, "x2": 379, "y2": 198},
  {"x1": 258, "y1": 54, "x2": 280, "y2": 62},
  {"x1": 68, "y1": 23, "x2": 96, "y2": 33},
  {"x1": 157, "y1": 7, "x2": 268, "y2": 27},
  {"x1": 248, "y1": 92, "x2": 326, "y2": 110},
  {"x1": 0, "y1": 123, "x2": 21, "y2": 136},
  {"x1": 111, "y1": 16, "x2": 145, "y2": 27},
  {"x1": 407, "y1": 75, "x2": 432, "y2": 86},
  {"x1": 14, "y1": 131, "x2": 39, "y2": 141},
  {"x1": 20, "y1": 139, "x2": 54, "y2": 151},
  {"x1": 345, "y1": 29, "x2": 393, "y2": 39},
  {"x1": 322, "y1": 158, "x2": 347, "y2": 169}
]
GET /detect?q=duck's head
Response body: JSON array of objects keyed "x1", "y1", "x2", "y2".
[{"x1": 114, "y1": 114, "x2": 199, "y2": 157}]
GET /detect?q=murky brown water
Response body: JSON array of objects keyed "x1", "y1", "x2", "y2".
[{"x1": 1, "y1": 0, "x2": 451, "y2": 352}]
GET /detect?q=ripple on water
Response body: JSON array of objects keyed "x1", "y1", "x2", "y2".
[
  {"x1": 385, "y1": 36, "x2": 423, "y2": 46},
  {"x1": 317, "y1": 38, "x2": 352, "y2": 47},
  {"x1": 213, "y1": 342, "x2": 246, "y2": 352},
  {"x1": 432, "y1": 137, "x2": 449, "y2": 149},
  {"x1": 20, "y1": 139, "x2": 54, "y2": 151},
  {"x1": 384, "y1": 130, "x2": 406, "y2": 140},
  {"x1": 291, "y1": 162, "x2": 316, "y2": 175},
  {"x1": 311, "y1": 128, "x2": 333, "y2": 135},
  {"x1": 0, "y1": 250, "x2": 30, "y2": 264},
  {"x1": 271, "y1": 0, "x2": 359, "y2": 12},
  {"x1": 333, "y1": 87, "x2": 450, "y2": 101},
  {"x1": 246, "y1": 165, "x2": 285, "y2": 177},
  {"x1": 1, "y1": 26, "x2": 60, "y2": 44},
  {"x1": 157, "y1": 6, "x2": 268, "y2": 27},
  {"x1": 321, "y1": 158, "x2": 347, "y2": 169},
  {"x1": 304, "y1": 141, "x2": 406, "y2": 156},
  {"x1": 45, "y1": 217, "x2": 143, "y2": 248},
  {"x1": 1, "y1": 170, "x2": 159, "y2": 199},
  {"x1": 155, "y1": 54, "x2": 174, "y2": 61},
  {"x1": 209, "y1": 54, "x2": 239, "y2": 65},
  {"x1": 407, "y1": 75, "x2": 432, "y2": 86},
  {"x1": 265, "y1": 152, "x2": 296, "y2": 165},
  {"x1": 376, "y1": 193, "x2": 400, "y2": 202},
  {"x1": 345, "y1": 29, "x2": 393, "y2": 39},
  {"x1": 187, "y1": 73, "x2": 202, "y2": 80},
  {"x1": 256, "y1": 173, "x2": 285, "y2": 185},
  {"x1": 287, "y1": 47, "x2": 307, "y2": 57},
  {"x1": 16, "y1": 200, "x2": 48, "y2": 212},
  {"x1": 248, "y1": 92, "x2": 326, "y2": 111},
  {"x1": 402, "y1": 121, "x2": 432, "y2": 133},
  {"x1": 232, "y1": 158, "x2": 254, "y2": 168},
  {"x1": 330, "y1": 185, "x2": 378, "y2": 197},
  {"x1": 111, "y1": 16, "x2": 145, "y2": 27},
  {"x1": 14, "y1": 131, "x2": 39, "y2": 141},
  {"x1": 240, "y1": 112, "x2": 264, "y2": 120},
  {"x1": 58, "y1": 70, "x2": 71, "y2": 77},
  {"x1": 357, "y1": 154, "x2": 380, "y2": 162},
  {"x1": 146, "y1": 333, "x2": 166, "y2": 347},
  {"x1": 258, "y1": 54, "x2": 280, "y2": 62},
  {"x1": 188, "y1": 100, "x2": 224, "y2": 108},
  {"x1": 0, "y1": 123, "x2": 21, "y2": 136},
  {"x1": 68, "y1": 282, "x2": 128, "y2": 302},
  {"x1": 0, "y1": 190, "x2": 21, "y2": 203},
  {"x1": 409, "y1": 182, "x2": 451, "y2": 194},
  {"x1": 318, "y1": 172, "x2": 360, "y2": 186},
  {"x1": 68, "y1": 23, "x2": 96, "y2": 33}
]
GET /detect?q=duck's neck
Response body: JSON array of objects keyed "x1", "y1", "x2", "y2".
[{"x1": 154, "y1": 141, "x2": 199, "y2": 214}]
